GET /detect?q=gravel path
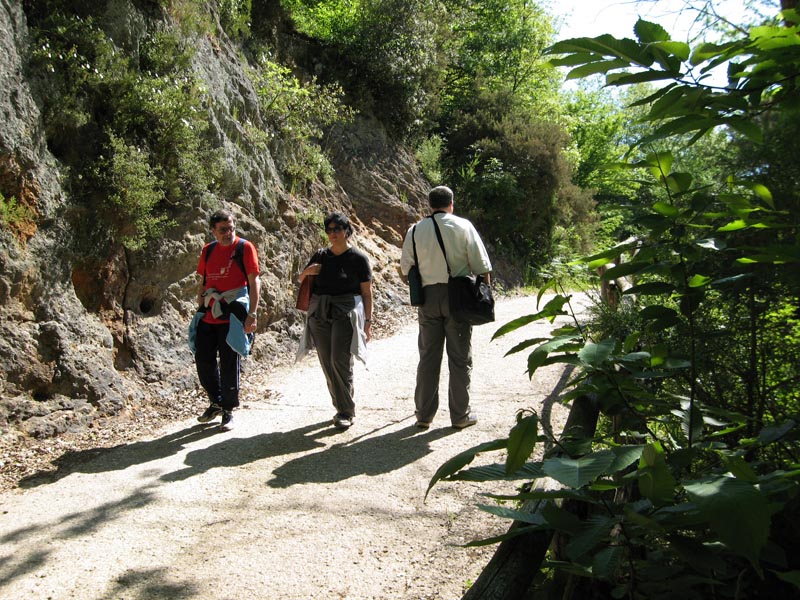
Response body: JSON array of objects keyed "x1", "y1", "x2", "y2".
[{"x1": 0, "y1": 294, "x2": 589, "y2": 600}]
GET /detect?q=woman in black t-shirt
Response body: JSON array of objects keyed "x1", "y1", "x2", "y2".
[{"x1": 297, "y1": 212, "x2": 373, "y2": 430}]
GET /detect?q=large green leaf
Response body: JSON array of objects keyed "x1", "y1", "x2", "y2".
[
  {"x1": 652, "y1": 200, "x2": 679, "y2": 217},
  {"x1": 634, "y1": 18, "x2": 669, "y2": 43},
  {"x1": 684, "y1": 476, "x2": 773, "y2": 570},
  {"x1": 448, "y1": 462, "x2": 545, "y2": 483},
  {"x1": 542, "y1": 502, "x2": 582, "y2": 535},
  {"x1": 665, "y1": 172, "x2": 693, "y2": 193},
  {"x1": 506, "y1": 414, "x2": 539, "y2": 474},
  {"x1": 477, "y1": 503, "x2": 549, "y2": 526},
  {"x1": 566, "y1": 514, "x2": 616, "y2": 560},
  {"x1": 690, "y1": 41, "x2": 740, "y2": 65},
  {"x1": 503, "y1": 337, "x2": 548, "y2": 357},
  {"x1": 578, "y1": 339, "x2": 616, "y2": 368},
  {"x1": 543, "y1": 452, "x2": 616, "y2": 488},
  {"x1": 547, "y1": 35, "x2": 653, "y2": 67},
  {"x1": 650, "y1": 41, "x2": 691, "y2": 62},
  {"x1": 606, "y1": 446, "x2": 645, "y2": 474},
  {"x1": 462, "y1": 525, "x2": 540, "y2": 547},
  {"x1": 592, "y1": 546, "x2": 625, "y2": 581},
  {"x1": 606, "y1": 70, "x2": 677, "y2": 86},
  {"x1": 492, "y1": 295, "x2": 569, "y2": 340},
  {"x1": 725, "y1": 117, "x2": 763, "y2": 143},
  {"x1": 687, "y1": 274, "x2": 712, "y2": 288},
  {"x1": 775, "y1": 570, "x2": 800, "y2": 588},
  {"x1": 719, "y1": 454, "x2": 759, "y2": 483},
  {"x1": 566, "y1": 59, "x2": 631, "y2": 80},
  {"x1": 426, "y1": 439, "x2": 506, "y2": 498},
  {"x1": 637, "y1": 442, "x2": 676, "y2": 506},
  {"x1": 625, "y1": 281, "x2": 675, "y2": 295}
]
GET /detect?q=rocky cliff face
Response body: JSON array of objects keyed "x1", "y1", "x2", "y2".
[{"x1": 0, "y1": 0, "x2": 427, "y2": 442}]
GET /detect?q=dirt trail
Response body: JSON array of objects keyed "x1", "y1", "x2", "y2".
[{"x1": 0, "y1": 294, "x2": 589, "y2": 600}]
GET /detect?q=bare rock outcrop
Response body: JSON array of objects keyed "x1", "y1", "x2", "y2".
[{"x1": 0, "y1": 0, "x2": 428, "y2": 444}]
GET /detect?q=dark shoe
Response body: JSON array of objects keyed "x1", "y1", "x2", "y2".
[
  {"x1": 198, "y1": 403, "x2": 223, "y2": 423},
  {"x1": 333, "y1": 413, "x2": 353, "y2": 429},
  {"x1": 452, "y1": 414, "x2": 477, "y2": 429},
  {"x1": 415, "y1": 421, "x2": 431, "y2": 430},
  {"x1": 219, "y1": 410, "x2": 234, "y2": 431}
]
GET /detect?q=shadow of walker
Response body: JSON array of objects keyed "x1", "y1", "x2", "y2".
[
  {"x1": 159, "y1": 420, "x2": 343, "y2": 482},
  {"x1": 265, "y1": 422, "x2": 455, "y2": 488},
  {"x1": 18, "y1": 423, "x2": 223, "y2": 489}
]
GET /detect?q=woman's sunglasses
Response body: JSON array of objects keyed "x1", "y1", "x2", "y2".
[{"x1": 325, "y1": 226, "x2": 345, "y2": 234}]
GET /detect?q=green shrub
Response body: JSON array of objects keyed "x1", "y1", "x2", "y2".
[
  {"x1": 246, "y1": 50, "x2": 354, "y2": 188},
  {"x1": 26, "y1": 6, "x2": 222, "y2": 252},
  {"x1": 98, "y1": 133, "x2": 172, "y2": 251},
  {"x1": 415, "y1": 135, "x2": 443, "y2": 184},
  {"x1": 218, "y1": 0, "x2": 252, "y2": 40},
  {"x1": 0, "y1": 193, "x2": 35, "y2": 230}
]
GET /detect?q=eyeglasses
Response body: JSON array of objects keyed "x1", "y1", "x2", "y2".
[
  {"x1": 325, "y1": 226, "x2": 344, "y2": 234},
  {"x1": 217, "y1": 226, "x2": 235, "y2": 233}
]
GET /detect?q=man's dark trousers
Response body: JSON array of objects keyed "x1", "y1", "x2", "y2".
[{"x1": 194, "y1": 320, "x2": 240, "y2": 411}]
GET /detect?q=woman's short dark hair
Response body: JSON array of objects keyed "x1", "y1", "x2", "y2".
[
  {"x1": 209, "y1": 209, "x2": 234, "y2": 228},
  {"x1": 324, "y1": 211, "x2": 354, "y2": 238},
  {"x1": 428, "y1": 186, "x2": 454, "y2": 209}
]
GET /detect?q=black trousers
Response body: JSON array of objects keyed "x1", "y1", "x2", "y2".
[{"x1": 194, "y1": 320, "x2": 240, "y2": 411}]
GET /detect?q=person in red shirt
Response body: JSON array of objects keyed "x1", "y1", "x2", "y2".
[{"x1": 194, "y1": 209, "x2": 260, "y2": 431}]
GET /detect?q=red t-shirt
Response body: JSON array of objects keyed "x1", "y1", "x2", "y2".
[{"x1": 197, "y1": 237, "x2": 260, "y2": 324}]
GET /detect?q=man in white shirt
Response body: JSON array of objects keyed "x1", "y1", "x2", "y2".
[{"x1": 400, "y1": 186, "x2": 492, "y2": 430}]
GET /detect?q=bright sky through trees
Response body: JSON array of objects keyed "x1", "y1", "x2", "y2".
[
  {"x1": 552, "y1": 0, "x2": 749, "y2": 42},
  {"x1": 549, "y1": 0, "x2": 754, "y2": 87}
]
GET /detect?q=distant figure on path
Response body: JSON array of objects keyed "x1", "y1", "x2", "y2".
[
  {"x1": 190, "y1": 209, "x2": 260, "y2": 431},
  {"x1": 400, "y1": 186, "x2": 492, "y2": 430},
  {"x1": 297, "y1": 212, "x2": 373, "y2": 430}
]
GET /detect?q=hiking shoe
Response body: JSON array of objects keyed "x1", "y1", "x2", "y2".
[
  {"x1": 415, "y1": 421, "x2": 431, "y2": 430},
  {"x1": 333, "y1": 413, "x2": 353, "y2": 429},
  {"x1": 452, "y1": 414, "x2": 478, "y2": 430},
  {"x1": 197, "y1": 403, "x2": 223, "y2": 423},
  {"x1": 219, "y1": 410, "x2": 234, "y2": 431}
]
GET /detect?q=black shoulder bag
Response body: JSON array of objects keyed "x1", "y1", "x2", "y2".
[
  {"x1": 407, "y1": 226, "x2": 425, "y2": 306},
  {"x1": 430, "y1": 215, "x2": 494, "y2": 325}
]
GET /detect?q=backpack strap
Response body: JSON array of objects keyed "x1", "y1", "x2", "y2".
[{"x1": 203, "y1": 238, "x2": 248, "y2": 288}]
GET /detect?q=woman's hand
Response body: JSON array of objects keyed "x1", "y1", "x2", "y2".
[{"x1": 298, "y1": 263, "x2": 322, "y2": 282}]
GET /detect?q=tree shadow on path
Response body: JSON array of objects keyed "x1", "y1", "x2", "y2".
[
  {"x1": 1, "y1": 481, "x2": 159, "y2": 590},
  {"x1": 266, "y1": 421, "x2": 456, "y2": 488}
]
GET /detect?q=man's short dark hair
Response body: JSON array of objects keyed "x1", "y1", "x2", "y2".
[
  {"x1": 428, "y1": 186, "x2": 454, "y2": 209},
  {"x1": 324, "y1": 211, "x2": 354, "y2": 238},
  {"x1": 210, "y1": 209, "x2": 234, "y2": 228}
]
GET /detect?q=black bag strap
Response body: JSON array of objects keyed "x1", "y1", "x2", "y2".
[
  {"x1": 411, "y1": 225, "x2": 420, "y2": 268},
  {"x1": 429, "y1": 213, "x2": 452, "y2": 277}
]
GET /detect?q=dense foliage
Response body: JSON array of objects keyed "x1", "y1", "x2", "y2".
[
  {"x1": 430, "y1": 4, "x2": 800, "y2": 599},
  {"x1": 280, "y1": 0, "x2": 594, "y2": 271},
  {"x1": 21, "y1": 0, "x2": 352, "y2": 253}
]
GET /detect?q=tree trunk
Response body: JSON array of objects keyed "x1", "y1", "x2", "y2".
[{"x1": 461, "y1": 395, "x2": 600, "y2": 600}]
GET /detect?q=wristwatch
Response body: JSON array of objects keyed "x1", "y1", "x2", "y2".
[{"x1": 248, "y1": 312, "x2": 257, "y2": 319}]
